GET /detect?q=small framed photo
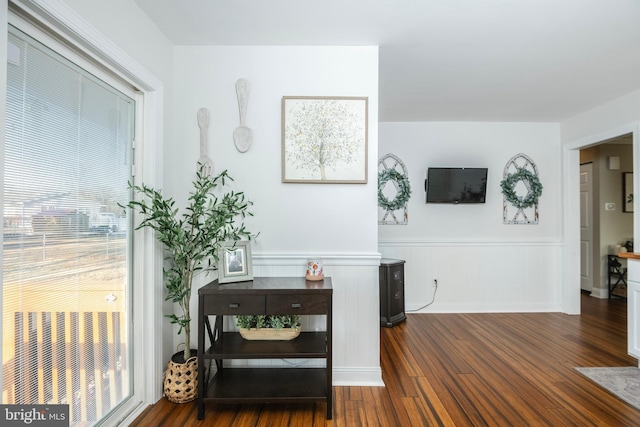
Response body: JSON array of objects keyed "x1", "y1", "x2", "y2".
[{"x1": 217, "y1": 240, "x2": 253, "y2": 284}]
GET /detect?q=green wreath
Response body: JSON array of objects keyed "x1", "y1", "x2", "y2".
[
  {"x1": 500, "y1": 168, "x2": 543, "y2": 209},
  {"x1": 378, "y1": 168, "x2": 412, "y2": 211}
]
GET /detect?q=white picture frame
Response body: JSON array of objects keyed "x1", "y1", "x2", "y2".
[{"x1": 217, "y1": 240, "x2": 254, "y2": 284}]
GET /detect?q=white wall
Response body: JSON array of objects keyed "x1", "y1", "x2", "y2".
[
  {"x1": 59, "y1": 0, "x2": 174, "y2": 83},
  {"x1": 173, "y1": 45, "x2": 383, "y2": 385},
  {"x1": 379, "y1": 122, "x2": 565, "y2": 312},
  {"x1": 171, "y1": 46, "x2": 379, "y2": 254},
  {"x1": 562, "y1": 90, "x2": 640, "y2": 143}
]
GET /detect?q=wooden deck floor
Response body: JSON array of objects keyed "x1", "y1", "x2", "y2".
[{"x1": 129, "y1": 292, "x2": 639, "y2": 426}]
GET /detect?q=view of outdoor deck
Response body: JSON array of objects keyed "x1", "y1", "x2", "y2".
[{"x1": 2, "y1": 231, "x2": 129, "y2": 425}]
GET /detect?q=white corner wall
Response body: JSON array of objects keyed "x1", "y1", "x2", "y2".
[
  {"x1": 561, "y1": 90, "x2": 640, "y2": 144},
  {"x1": 57, "y1": 0, "x2": 174, "y2": 77},
  {"x1": 172, "y1": 46, "x2": 383, "y2": 385},
  {"x1": 379, "y1": 122, "x2": 565, "y2": 312}
]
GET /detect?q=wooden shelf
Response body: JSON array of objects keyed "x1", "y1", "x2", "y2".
[
  {"x1": 204, "y1": 368, "x2": 328, "y2": 402},
  {"x1": 206, "y1": 332, "x2": 328, "y2": 359}
]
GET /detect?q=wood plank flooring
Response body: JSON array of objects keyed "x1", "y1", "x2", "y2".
[{"x1": 129, "y1": 292, "x2": 640, "y2": 426}]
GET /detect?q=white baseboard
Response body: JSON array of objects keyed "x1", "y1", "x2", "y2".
[
  {"x1": 589, "y1": 288, "x2": 609, "y2": 299},
  {"x1": 406, "y1": 302, "x2": 565, "y2": 313},
  {"x1": 333, "y1": 367, "x2": 385, "y2": 387}
]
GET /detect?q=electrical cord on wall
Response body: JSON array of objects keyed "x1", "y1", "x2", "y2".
[{"x1": 406, "y1": 279, "x2": 438, "y2": 313}]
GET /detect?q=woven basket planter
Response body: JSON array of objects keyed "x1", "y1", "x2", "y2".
[
  {"x1": 239, "y1": 327, "x2": 301, "y2": 341},
  {"x1": 164, "y1": 350, "x2": 198, "y2": 403}
]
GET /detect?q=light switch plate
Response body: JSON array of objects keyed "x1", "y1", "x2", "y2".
[{"x1": 605, "y1": 202, "x2": 616, "y2": 211}]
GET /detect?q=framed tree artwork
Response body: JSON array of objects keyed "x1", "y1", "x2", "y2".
[{"x1": 282, "y1": 96, "x2": 368, "y2": 183}]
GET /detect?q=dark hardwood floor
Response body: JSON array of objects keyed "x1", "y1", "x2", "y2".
[{"x1": 129, "y1": 292, "x2": 639, "y2": 426}]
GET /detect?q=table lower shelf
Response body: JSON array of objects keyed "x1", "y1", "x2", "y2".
[
  {"x1": 198, "y1": 367, "x2": 333, "y2": 420},
  {"x1": 203, "y1": 367, "x2": 329, "y2": 402}
]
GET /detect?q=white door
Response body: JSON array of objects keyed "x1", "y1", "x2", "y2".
[{"x1": 580, "y1": 163, "x2": 594, "y2": 292}]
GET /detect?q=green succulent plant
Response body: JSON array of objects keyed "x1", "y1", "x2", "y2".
[{"x1": 236, "y1": 315, "x2": 300, "y2": 330}]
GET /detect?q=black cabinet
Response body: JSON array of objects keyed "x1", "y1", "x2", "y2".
[
  {"x1": 379, "y1": 258, "x2": 406, "y2": 327},
  {"x1": 197, "y1": 277, "x2": 333, "y2": 420}
]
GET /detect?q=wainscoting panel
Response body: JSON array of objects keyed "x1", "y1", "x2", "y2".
[{"x1": 379, "y1": 240, "x2": 563, "y2": 313}]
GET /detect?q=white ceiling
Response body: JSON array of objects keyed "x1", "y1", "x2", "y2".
[{"x1": 133, "y1": 0, "x2": 640, "y2": 123}]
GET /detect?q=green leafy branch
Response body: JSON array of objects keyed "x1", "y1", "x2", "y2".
[{"x1": 121, "y1": 163, "x2": 255, "y2": 360}]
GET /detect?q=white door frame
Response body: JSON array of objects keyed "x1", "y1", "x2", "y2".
[{"x1": 563, "y1": 122, "x2": 639, "y2": 314}]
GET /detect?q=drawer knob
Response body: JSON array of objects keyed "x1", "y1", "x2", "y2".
[
  {"x1": 229, "y1": 303, "x2": 240, "y2": 308},
  {"x1": 291, "y1": 303, "x2": 302, "y2": 309}
]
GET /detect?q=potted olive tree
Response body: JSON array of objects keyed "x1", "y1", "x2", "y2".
[{"x1": 123, "y1": 163, "x2": 254, "y2": 402}]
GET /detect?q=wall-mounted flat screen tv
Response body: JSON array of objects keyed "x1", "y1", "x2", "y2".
[{"x1": 425, "y1": 167, "x2": 488, "y2": 204}]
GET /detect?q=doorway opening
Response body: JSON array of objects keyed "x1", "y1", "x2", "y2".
[{"x1": 579, "y1": 133, "x2": 634, "y2": 301}]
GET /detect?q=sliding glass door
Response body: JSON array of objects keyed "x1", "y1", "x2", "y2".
[{"x1": 3, "y1": 25, "x2": 135, "y2": 426}]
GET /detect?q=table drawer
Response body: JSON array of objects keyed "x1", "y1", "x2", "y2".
[
  {"x1": 266, "y1": 294, "x2": 329, "y2": 315},
  {"x1": 203, "y1": 295, "x2": 265, "y2": 315}
]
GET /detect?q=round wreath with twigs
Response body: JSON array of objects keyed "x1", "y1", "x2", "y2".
[
  {"x1": 500, "y1": 168, "x2": 543, "y2": 209},
  {"x1": 378, "y1": 168, "x2": 412, "y2": 211}
]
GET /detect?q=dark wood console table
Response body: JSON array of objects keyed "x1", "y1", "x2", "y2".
[{"x1": 197, "y1": 277, "x2": 333, "y2": 420}]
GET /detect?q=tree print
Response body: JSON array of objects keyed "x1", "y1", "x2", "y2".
[{"x1": 284, "y1": 98, "x2": 366, "y2": 181}]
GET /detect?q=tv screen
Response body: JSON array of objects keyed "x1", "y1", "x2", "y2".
[{"x1": 425, "y1": 167, "x2": 488, "y2": 204}]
